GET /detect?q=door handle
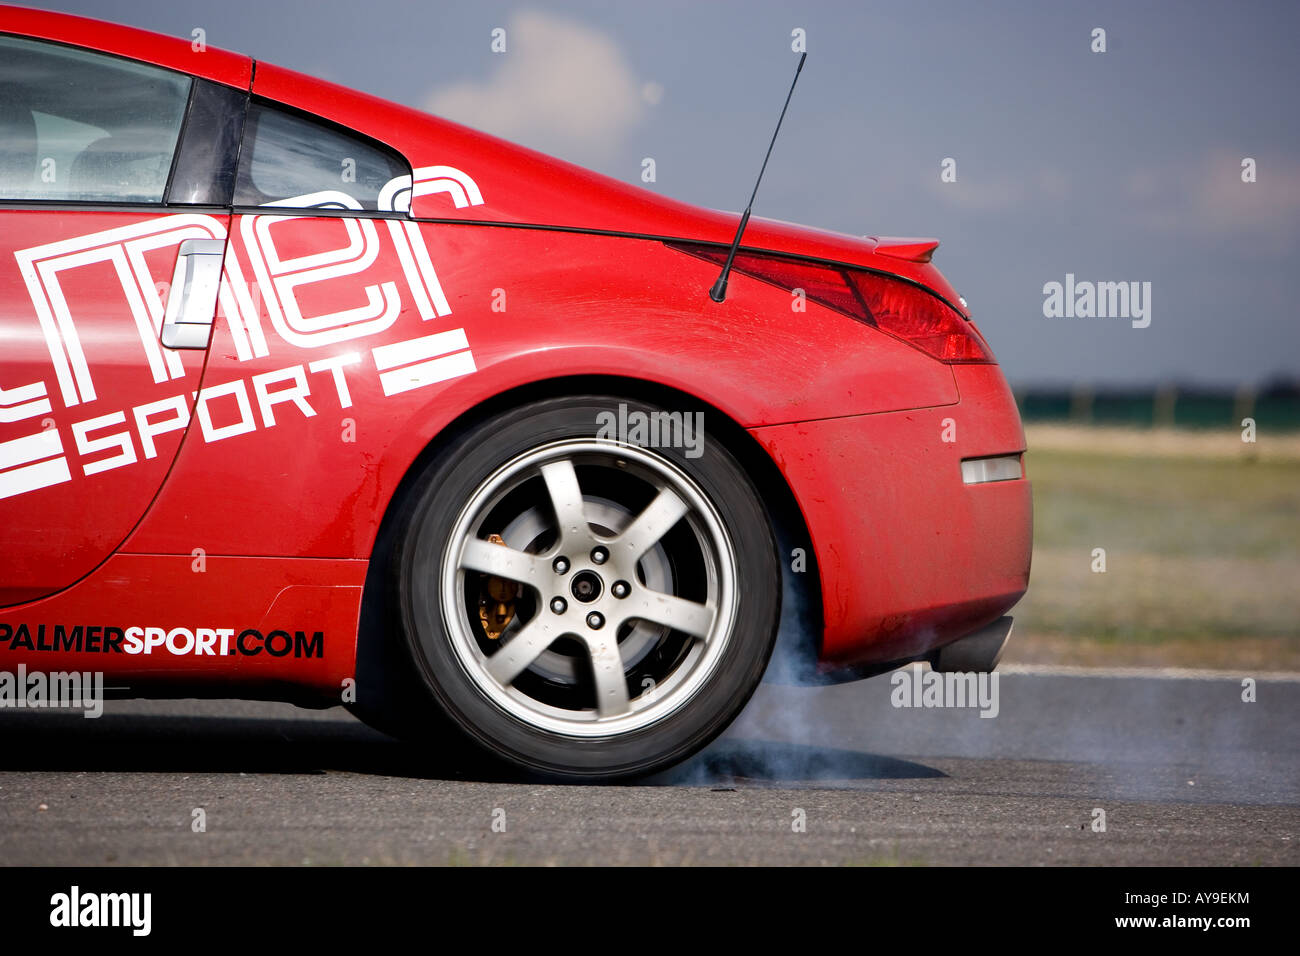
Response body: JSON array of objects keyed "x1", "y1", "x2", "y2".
[{"x1": 161, "y1": 238, "x2": 225, "y2": 349}]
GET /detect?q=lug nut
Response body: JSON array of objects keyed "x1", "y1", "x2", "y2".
[
  {"x1": 611, "y1": 580, "x2": 630, "y2": 599},
  {"x1": 553, "y1": 556, "x2": 570, "y2": 574},
  {"x1": 550, "y1": 597, "x2": 567, "y2": 614},
  {"x1": 586, "y1": 611, "x2": 605, "y2": 629},
  {"x1": 590, "y1": 546, "x2": 608, "y2": 565}
]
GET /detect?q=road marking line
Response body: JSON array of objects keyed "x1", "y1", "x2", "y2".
[{"x1": 998, "y1": 662, "x2": 1300, "y2": 683}]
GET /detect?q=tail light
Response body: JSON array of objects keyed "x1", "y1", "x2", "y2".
[{"x1": 667, "y1": 242, "x2": 994, "y2": 364}]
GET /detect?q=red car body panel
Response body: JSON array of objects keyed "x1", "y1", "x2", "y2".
[
  {"x1": 0, "y1": 210, "x2": 215, "y2": 604},
  {"x1": 0, "y1": 554, "x2": 363, "y2": 692},
  {"x1": 752, "y1": 364, "x2": 1031, "y2": 669},
  {"x1": 0, "y1": 7, "x2": 1031, "y2": 693}
]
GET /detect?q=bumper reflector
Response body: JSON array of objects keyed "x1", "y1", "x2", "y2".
[{"x1": 961, "y1": 455, "x2": 1022, "y2": 484}]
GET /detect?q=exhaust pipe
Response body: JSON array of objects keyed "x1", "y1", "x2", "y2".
[{"x1": 932, "y1": 616, "x2": 1014, "y2": 673}]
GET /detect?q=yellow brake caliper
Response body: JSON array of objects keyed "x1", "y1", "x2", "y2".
[{"x1": 478, "y1": 533, "x2": 520, "y2": 640}]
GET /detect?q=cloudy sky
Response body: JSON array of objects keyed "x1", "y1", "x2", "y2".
[{"x1": 23, "y1": 0, "x2": 1300, "y2": 388}]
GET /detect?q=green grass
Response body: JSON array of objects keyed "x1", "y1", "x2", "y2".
[
  {"x1": 1011, "y1": 441, "x2": 1300, "y2": 668},
  {"x1": 1029, "y1": 450, "x2": 1300, "y2": 561}
]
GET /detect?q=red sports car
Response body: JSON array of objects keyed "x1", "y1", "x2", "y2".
[{"x1": 0, "y1": 6, "x2": 1031, "y2": 778}]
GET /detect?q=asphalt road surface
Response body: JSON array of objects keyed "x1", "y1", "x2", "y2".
[{"x1": 1, "y1": 665, "x2": 1296, "y2": 865}]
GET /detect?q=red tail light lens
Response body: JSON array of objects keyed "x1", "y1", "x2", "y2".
[
  {"x1": 852, "y1": 270, "x2": 992, "y2": 363},
  {"x1": 667, "y1": 243, "x2": 993, "y2": 364}
]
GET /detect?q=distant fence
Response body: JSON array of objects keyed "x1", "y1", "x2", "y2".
[{"x1": 1014, "y1": 385, "x2": 1300, "y2": 431}]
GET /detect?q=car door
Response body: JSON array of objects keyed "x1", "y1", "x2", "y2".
[{"x1": 0, "y1": 34, "x2": 247, "y2": 605}]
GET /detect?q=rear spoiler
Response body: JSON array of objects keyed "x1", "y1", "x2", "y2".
[{"x1": 870, "y1": 236, "x2": 940, "y2": 264}]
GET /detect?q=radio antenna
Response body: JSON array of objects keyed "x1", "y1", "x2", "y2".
[{"x1": 709, "y1": 52, "x2": 807, "y2": 303}]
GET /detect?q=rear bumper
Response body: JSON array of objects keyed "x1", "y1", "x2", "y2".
[{"x1": 750, "y1": 364, "x2": 1032, "y2": 671}]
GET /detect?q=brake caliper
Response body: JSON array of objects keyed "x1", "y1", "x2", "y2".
[{"x1": 478, "y1": 533, "x2": 520, "y2": 640}]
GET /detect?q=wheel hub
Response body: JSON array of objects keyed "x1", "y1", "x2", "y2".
[{"x1": 569, "y1": 569, "x2": 603, "y2": 603}]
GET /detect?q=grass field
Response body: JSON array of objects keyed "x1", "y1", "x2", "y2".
[{"x1": 1003, "y1": 425, "x2": 1300, "y2": 671}]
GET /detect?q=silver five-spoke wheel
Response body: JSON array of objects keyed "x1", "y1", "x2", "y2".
[{"x1": 444, "y1": 440, "x2": 738, "y2": 736}]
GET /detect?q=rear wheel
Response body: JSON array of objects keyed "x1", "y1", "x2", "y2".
[{"x1": 390, "y1": 395, "x2": 779, "y2": 780}]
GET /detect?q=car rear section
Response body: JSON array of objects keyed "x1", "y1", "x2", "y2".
[{"x1": 651, "y1": 230, "x2": 1032, "y2": 676}]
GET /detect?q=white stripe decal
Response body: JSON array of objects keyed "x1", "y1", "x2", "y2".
[
  {"x1": 0, "y1": 429, "x2": 62, "y2": 470},
  {"x1": 0, "y1": 381, "x2": 51, "y2": 423},
  {"x1": 0, "y1": 457, "x2": 72, "y2": 500},
  {"x1": 0, "y1": 430, "x2": 71, "y2": 500},
  {"x1": 377, "y1": 351, "x2": 477, "y2": 397},
  {"x1": 412, "y1": 165, "x2": 485, "y2": 208},
  {"x1": 372, "y1": 329, "x2": 470, "y2": 370}
]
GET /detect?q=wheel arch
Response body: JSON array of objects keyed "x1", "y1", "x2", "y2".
[{"x1": 352, "y1": 374, "x2": 824, "y2": 720}]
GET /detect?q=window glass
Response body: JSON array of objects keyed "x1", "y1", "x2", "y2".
[
  {"x1": 234, "y1": 101, "x2": 409, "y2": 211},
  {"x1": 0, "y1": 35, "x2": 191, "y2": 202}
]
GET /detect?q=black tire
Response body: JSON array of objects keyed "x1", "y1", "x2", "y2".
[{"x1": 382, "y1": 394, "x2": 779, "y2": 781}]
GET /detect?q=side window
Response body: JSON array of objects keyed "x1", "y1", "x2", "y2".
[
  {"x1": 0, "y1": 35, "x2": 192, "y2": 203},
  {"x1": 233, "y1": 100, "x2": 410, "y2": 211}
]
